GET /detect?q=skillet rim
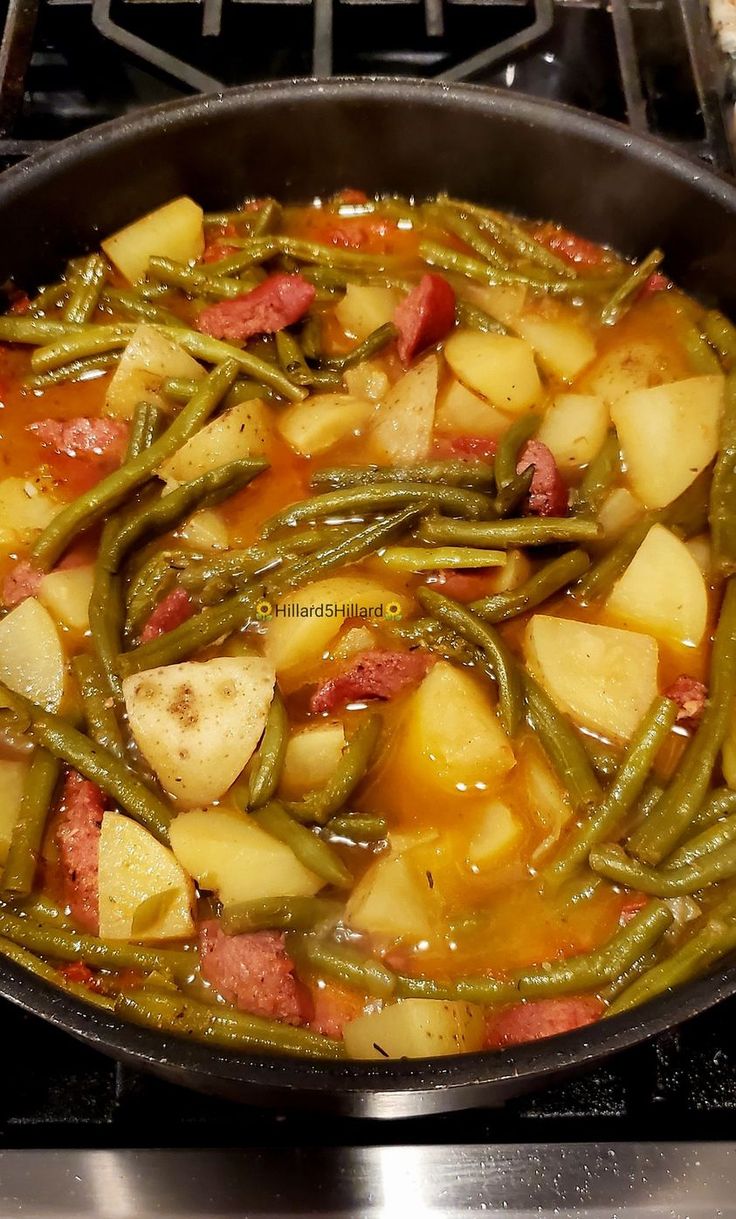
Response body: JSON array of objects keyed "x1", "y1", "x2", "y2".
[{"x1": 1, "y1": 74, "x2": 735, "y2": 1107}]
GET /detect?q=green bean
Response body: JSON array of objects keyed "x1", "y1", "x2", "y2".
[
  {"x1": 379, "y1": 546, "x2": 506, "y2": 572},
  {"x1": 221, "y1": 895, "x2": 342, "y2": 935},
  {"x1": 297, "y1": 937, "x2": 396, "y2": 998},
  {"x1": 162, "y1": 376, "x2": 276, "y2": 408},
  {"x1": 322, "y1": 323, "x2": 398, "y2": 372},
  {"x1": 601, "y1": 249, "x2": 664, "y2": 325},
  {"x1": 417, "y1": 588, "x2": 524, "y2": 736},
  {"x1": 419, "y1": 241, "x2": 575, "y2": 293},
  {"x1": 592, "y1": 838, "x2": 736, "y2": 896},
  {"x1": 491, "y1": 467, "x2": 534, "y2": 518},
  {"x1": 262, "y1": 483, "x2": 493, "y2": 536},
  {"x1": 179, "y1": 529, "x2": 348, "y2": 598},
  {"x1": 575, "y1": 431, "x2": 620, "y2": 514},
  {"x1": 666, "y1": 809, "x2": 736, "y2": 868},
  {"x1": 159, "y1": 327, "x2": 306, "y2": 402},
  {"x1": 600, "y1": 945, "x2": 662, "y2": 1003},
  {"x1": 31, "y1": 324, "x2": 135, "y2": 372},
  {"x1": 2, "y1": 749, "x2": 61, "y2": 895},
  {"x1": 124, "y1": 550, "x2": 184, "y2": 639},
  {"x1": 573, "y1": 514, "x2": 655, "y2": 605},
  {"x1": 279, "y1": 236, "x2": 400, "y2": 272},
  {"x1": 633, "y1": 778, "x2": 666, "y2": 824},
  {"x1": 495, "y1": 415, "x2": 540, "y2": 488},
  {"x1": 311, "y1": 459, "x2": 496, "y2": 492},
  {"x1": 106, "y1": 459, "x2": 267, "y2": 574},
  {"x1": 274, "y1": 331, "x2": 341, "y2": 390},
  {"x1": 203, "y1": 208, "x2": 254, "y2": 228},
  {"x1": 441, "y1": 198, "x2": 575, "y2": 277},
  {"x1": 251, "y1": 803, "x2": 352, "y2": 888},
  {"x1": 247, "y1": 693, "x2": 288, "y2": 809},
  {"x1": 288, "y1": 716, "x2": 382, "y2": 827},
  {"x1": 115, "y1": 987, "x2": 343, "y2": 1059},
  {"x1": 19, "y1": 894, "x2": 74, "y2": 928},
  {"x1": 28, "y1": 281, "x2": 67, "y2": 316},
  {"x1": 71, "y1": 654, "x2": 125, "y2": 760},
  {"x1": 523, "y1": 673, "x2": 603, "y2": 808},
  {"x1": 127, "y1": 400, "x2": 163, "y2": 455},
  {"x1": 430, "y1": 205, "x2": 511, "y2": 269},
  {"x1": 0, "y1": 937, "x2": 115, "y2": 1011},
  {"x1": 325, "y1": 813, "x2": 388, "y2": 843},
  {"x1": 663, "y1": 464, "x2": 712, "y2": 537},
  {"x1": 24, "y1": 352, "x2": 121, "y2": 389},
  {"x1": 397, "y1": 902, "x2": 672, "y2": 1003},
  {"x1": 455, "y1": 299, "x2": 507, "y2": 334},
  {"x1": 205, "y1": 237, "x2": 281, "y2": 277},
  {"x1": 581, "y1": 736, "x2": 621, "y2": 780},
  {"x1": 683, "y1": 324, "x2": 722, "y2": 375},
  {"x1": 471, "y1": 549, "x2": 591, "y2": 622},
  {"x1": 101, "y1": 288, "x2": 183, "y2": 327},
  {"x1": 64, "y1": 253, "x2": 107, "y2": 324},
  {"x1": 628, "y1": 578, "x2": 736, "y2": 863},
  {"x1": 146, "y1": 257, "x2": 251, "y2": 300},
  {"x1": 417, "y1": 515, "x2": 602, "y2": 548},
  {"x1": 0, "y1": 909, "x2": 191, "y2": 977},
  {"x1": 0, "y1": 316, "x2": 72, "y2": 343},
  {"x1": 120, "y1": 508, "x2": 422, "y2": 674},
  {"x1": 251, "y1": 199, "x2": 281, "y2": 237},
  {"x1": 702, "y1": 310, "x2": 736, "y2": 364},
  {"x1": 543, "y1": 696, "x2": 678, "y2": 886},
  {"x1": 710, "y1": 370, "x2": 736, "y2": 575},
  {"x1": 0, "y1": 681, "x2": 172, "y2": 843},
  {"x1": 691, "y1": 787, "x2": 736, "y2": 832},
  {"x1": 32, "y1": 361, "x2": 239, "y2": 569}
]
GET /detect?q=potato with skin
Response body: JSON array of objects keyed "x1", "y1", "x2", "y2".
[
  {"x1": 536, "y1": 394, "x2": 609, "y2": 471},
  {"x1": 525, "y1": 615, "x2": 659, "y2": 743},
  {"x1": 159, "y1": 399, "x2": 271, "y2": 484},
  {"x1": 444, "y1": 331, "x2": 541, "y2": 414},
  {"x1": 169, "y1": 807, "x2": 322, "y2": 906},
  {"x1": 0, "y1": 597, "x2": 65, "y2": 712},
  {"x1": 98, "y1": 811, "x2": 195, "y2": 941},
  {"x1": 122, "y1": 657, "x2": 275, "y2": 807},
  {"x1": 278, "y1": 394, "x2": 373, "y2": 457},
  {"x1": 343, "y1": 999, "x2": 486, "y2": 1060},
  {"x1": 105, "y1": 325, "x2": 205, "y2": 419},
  {"x1": 610, "y1": 375, "x2": 723, "y2": 508},
  {"x1": 370, "y1": 354, "x2": 438, "y2": 461},
  {"x1": 102, "y1": 197, "x2": 204, "y2": 284},
  {"x1": 38, "y1": 565, "x2": 94, "y2": 632},
  {"x1": 606, "y1": 523, "x2": 709, "y2": 646}
]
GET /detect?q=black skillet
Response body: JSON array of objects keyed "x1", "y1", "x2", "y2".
[{"x1": 1, "y1": 77, "x2": 735, "y2": 1117}]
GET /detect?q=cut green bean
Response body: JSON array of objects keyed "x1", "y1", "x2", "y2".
[
  {"x1": 0, "y1": 909, "x2": 192, "y2": 978},
  {"x1": 495, "y1": 415, "x2": 541, "y2": 489},
  {"x1": 64, "y1": 253, "x2": 108, "y2": 324},
  {"x1": 441, "y1": 197, "x2": 575, "y2": 277},
  {"x1": 147, "y1": 256, "x2": 252, "y2": 300},
  {"x1": 101, "y1": 288, "x2": 183, "y2": 327},
  {"x1": 24, "y1": 351, "x2": 121, "y2": 389},
  {"x1": 573, "y1": 514, "x2": 655, "y2": 605},
  {"x1": 691, "y1": 787, "x2": 736, "y2": 832},
  {"x1": 703, "y1": 310, "x2": 736, "y2": 364},
  {"x1": 492, "y1": 467, "x2": 534, "y2": 518},
  {"x1": 263, "y1": 483, "x2": 492, "y2": 535},
  {"x1": 322, "y1": 323, "x2": 398, "y2": 372},
  {"x1": 0, "y1": 316, "x2": 74, "y2": 343},
  {"x1": 2, "y1": 749, "x2": 61, "y2": 896},
  {"x1": 666, "y1": 809, "x2": 736, "y2": 868},
  {"x1": 116, "y1": 987, "x2": 343, "y2": 1059},
  {"x1": 428, "y1": 204, "x2": 512, "y2": 269},
  {"x1": 417, "y1": 587, "x2": 524, "y2": 736},
  {"x1": 683, "y1": 324, "x2": 722, "y2": 375},
  {"x1": 31, "y1": 361, "x2": 239, "y2": 568},
  {"x1": 31, "y1": 324, "x2": 134, "y2": 372},
  {"x1": 159, "y1": 327, "x2": 306, "y2": 402},
  {"x1": 543, "y1": 695, "x2": 678, "y2": 886},
  {"x1": 575, "y1": 431, "x2": 620, "y2": 514},
  {"x1": 71, "y1": 654, "x2": 125, "y2": 760},
  {"x1": 455, "y1": 299, "x2": 507, "y2": 334},
  {"x1": 471, "y1": 549, "x2": 591, "y2": 622},
  {"x1": 0, "y1": 681, "x2": 172, "y2": 843},
  {"x1": 523, "y1": 673, "x2": 603, "y2": 809},
  {"x1": 710, "y1": 370, "x2": 736, "y2": 575},
  {"x1": 417, "y1": 516, "x2": 602, "y2": 548},
  {"x1": 288, "y1": 716, "x2": 382, "y2": 827},
  {"x1": 581, "y1": 736, "x2": 621, "y2": 780},
  {"x1": 379, "y1": 546, "x2": 506, "y2": 572},
  {"x1": 221, "y1": 896, "x2": 342, "y2": 935},
  {"x1": 325, "y1": 813, "x2": 388, "y2": 843},
  {"x1": 419, "y1": 241, "x2": 577, "y2": 293},
  {"x1": 247, "y1": 693, "x2": 288, "y2": 810},
  {"x1": 0, "y1": 937, "x2": 115, "y2": 1011},
  {"x1": 591, "y1": 839, "x2": 736, "y2": 896},
  {"x1": 251, "y1": 803, "x2": 352, "y2": 888},
  {"x1": 297, "y1": 937, "x2": 396, "y2": 999},
  {"x1": 311, "y1": 459, "x2": 495, "y2": 492},
  {"x1": 601, "y1": 249, "x2": 664, "y2": 325}
]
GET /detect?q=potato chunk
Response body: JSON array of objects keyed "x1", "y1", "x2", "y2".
[
  {"x1": 370, "y1": 354, "x2": 438, "y2": 461},
  {"x1": 610, "y1": 375, "x2": 723, "y2": 508},
  {"x1": 345, "y1": 851, "x2": 437, "y2": 943},
  {"x1": 581, "y1": 340, "x2": 681, "y2": 407},
  {"x1": 169, "y1": 807, "x2": 322, "y2": 906},
  {"x1": 0, "y1": 598, "x2": 64, "y2": 712},
  {"x1": 0, "y1": 758, "x2": 28, "y2": 865},
  {"x1": 280, "y1": 722, "x2": 346, "y2": 799},
  {"x1": 98, "y1": 811, "x2": 194, "y2": 941},
  {"x1": 525, "y1": 615, "x2": 659, "y2": 742},
  {"x1": 606, "y1": 524, "x2": 708, "y2": 646},
  {"x1": 515, "y1": 316, "x2": 596, "y2": 383},
  {"x1": 444, "y1": 331, "x2": 541, "y2": 414},
  {"x1": 343, "y1": 999, "x2": 485, "y2": 1060},
  {"x1": 0, "y1": 478, "x2": 58, "y2": 550},
  {"x1": 102, "y1": 197, "x2": 204, "y2": 284},
  {"x1": 335, "y1": 284, "x2": 401, "y2": 341},
  {"x1": 122, "y1": 657, "x2": 275, "y2": 806},
  {"x1": 159, "y1": 399, "x2": 271, "y2": 484},
  {"x1": 278, "y1": 394, "x2": 373, "y2": 457},
  {"x1": 434, "y1": 377, "x2": 513, "y2": 440},
  {"x1": 536, "y1": 394, "x2": 609, "y2": 471},
  {"x1": 38, "y1": 565, "x2": 94, "y2": 632},
  {"x1": 263, "y1": 575, "x2": 408, "y2": 684},
  {"x1": 105, "y1": 325, "x2": 205, "y2": 419},
  {"x1": 400, "y1": 661, "x2": 515, "y2": 791},
  {"x1": 467, "y1": 800, "x2": 523, "y2": 869}
]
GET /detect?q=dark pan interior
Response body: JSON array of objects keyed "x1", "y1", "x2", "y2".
[{"x1": 0, "y1": 77, "x2": 735, "y2": 1116}]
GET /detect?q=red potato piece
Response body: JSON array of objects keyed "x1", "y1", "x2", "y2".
[
  {"x1": 665, "y1": 675, "x2": 708, "y2": 726},
  {"x1": 310, "y1": 649, "x2": 435, "y2": 714},
  {"x1": 517, "y1": 439, "x2": 569, "y2": 517},
  {"x1": 394, "y1": 274, "x2": 456, "y2": 365},
  {"x1": 199, "y1": 921, "x2": 306, "y2": 1024},
  {"x1": 532, "y1": 224, "x2": 607, "y2": 268},
  {"x1": 484, "y1": 996, "x2": 605, "y2": 1049},
  {"x1": 140, "y1": 586, "x2": 194, "y2": 643},
  {"x1": 29, "y1": 417, "x2": 129, "y2": 464},
  {"x1": 197, "y1": 274, "x2": 316, "y2": 342},
  {"x1": 55, "y1": 771, "x2": 104, "y2": 934}
]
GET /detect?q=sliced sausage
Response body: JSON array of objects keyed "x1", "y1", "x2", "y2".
[
  {"x1": 517, "y1": 439, "x2": 569, "y2": 517},
  {"x1": 29, "y1": 417, "x2": 129, "y2": 464},
  {"x1": 484, "y1": 996, "x2": 605, "y2": 1049},
  {"x1": 309, "y1": 981, "x2": 364, "y2": 1039},
  {"x1": 310, "y1": 649, "x2": 434, "y2": 714},
  {"x1": 2, "y1": 559, "x2": 42, "y2": 608},
  {"x1": 434, "y1": 434, "x2": 498, "y2": 460},
  {"x1": 197, "y1": 274, "x2": 316, "y2": 343},
  {"x1": 665, "y1": 675, "x2": 708, "y2": 725},
  {"x1": 531, "y1": 224, "x2": 607, "y2": 268},
  {"x1": 394, "y1": 274, "x2": 456, "y2": 365},
  {"x1": 198, "y1": 921, "x2": 306, "y2": 1024},
  {"x1": 140, "y1": 586, "x2": 194, "y2": 643},
  {"x1": 55, "y1": 771, "x2": 104, "y2": 934}
]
